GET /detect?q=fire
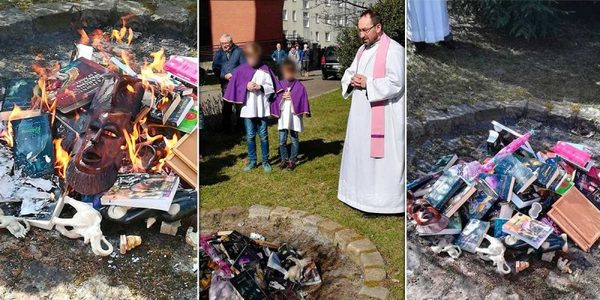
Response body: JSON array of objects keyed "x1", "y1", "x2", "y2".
[
  {"x1": 127, "y1": 84, "x2": 135, "y2": 93},
  {"x1": 53, "y1": 139, "x2": 71, "y2": 178},
  {"x1": 123, "y1": 126, "x2": 144, "y2": 172},
  {"x1": 111, "y1": 17, "x2": 134, "y2": 45},
  {"x1": 153, "y1": 134, "x2": 179, "y2": 172},
  {"x1": 78, "y1": 28, "x2": 90, "y2": 45}
]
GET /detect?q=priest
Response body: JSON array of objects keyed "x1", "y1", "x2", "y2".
[
  {"x1": 338, "y1": 10, "x2": 404, "y2": 214},
  {"x1": 407, "y1": 0, "x2": 454, "y2": 51}
]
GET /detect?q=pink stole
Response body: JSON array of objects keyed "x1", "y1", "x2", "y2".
[{"x1": 355, "y1": 33, "x2": 391, "y2": 158}]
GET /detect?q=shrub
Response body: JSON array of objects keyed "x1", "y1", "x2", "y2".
[
  {"x1": 451, "y1": 0, "x2": 567, "y2": 39},
  {"x1": 337, "y1": 0, "x2": 404, "y2": 70}
]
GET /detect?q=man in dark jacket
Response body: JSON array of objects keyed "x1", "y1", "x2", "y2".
[{"x1": 212, "y1": 34, "x2": 245, "y2": 131}]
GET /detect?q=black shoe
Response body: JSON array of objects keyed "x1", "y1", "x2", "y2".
[
  {"x1": 286, "y1": 161, "x2": 297, "y2": 171},
  {"x1": 413, "y1": 42, "x2": 428, "y2": 53},
  {"x1": 279, "y1": 160, "x2": 288, "y2": 170},
  {"x1": 440, "y1": 40, "x2": 456, "y2": 50}
]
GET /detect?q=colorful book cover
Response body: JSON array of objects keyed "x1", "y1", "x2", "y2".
[
  {"x1": 425, "y1": 171, "x2": 465, "y2": 210},
  {"x1": 555, "y1": 176, "x2": 574, "y2": 196},
  {"x1": 552, "y1": 141, "x2": 592, "y2": 170},
  {"x1": 464, "y1": 189, "x2": 498, "y2": 220},
  {"x1": 11, "y1": 114, "x2": 54, "y2": 177},
  {"x1": 493, "y1": 218, "x2": 509, "y2": 238},
  {"x1": 429, "y1": 154, "x2": 458, "y2": 174},
  {"x1": 494, "y1": 155, "x2": 537, "y2": 194},
  {"x1": 455, "y1": 219, "x2": 490, "y2": 253},
  {"x1": 442, "y1": 184, "x2": 476, "y2": 218},
  {"x1": 2, "y1": 78, "x2": 36, "y2": 111},
  {"x1": 418, "y1": 214, "x2": 462, "y2": 236},
  {"x1": 479, "y1": 173, "x2": 514, "y2": 201},
  {"x1": 502, "y1": 213, "x2": 553, "y2": 249},
  {"x1": 101, "y1": 174, "x2": 180, "y2": 211},
  {"x1": 177, "y1": 106, "x2": 198, "y2": 133}
]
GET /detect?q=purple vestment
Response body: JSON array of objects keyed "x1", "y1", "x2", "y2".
[
  {"x1": 270, "y1": 79, "x2": 311, "y2": 117},
  {"x1": 223, "y1": 63, "x2": 273, "y2": 105}
]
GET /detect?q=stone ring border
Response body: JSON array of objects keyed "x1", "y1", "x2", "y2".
[
  {"x1": 201, "y1": 205, "x2": 391, "y2": 300},
  {"x1": 408, "y1": 100, "x2": 600, "y2": 141}
]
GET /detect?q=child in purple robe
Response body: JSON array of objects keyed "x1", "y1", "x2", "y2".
[
  {"x1": 271, "y1": 59, "x2": 311, "y2": 170},
  {"x1": 223, "y1": 43, "x2": 275, "y2": 172}
]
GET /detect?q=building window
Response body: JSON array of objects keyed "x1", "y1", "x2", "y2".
[
  {"x1": 326, "y1": 32, "x2": 330, "y2": 41},
  {"x1": 303, "y1": 0, "x2": 309, "y2": 9},
  {"x1": 283, "y1": 9, "x2": 288, "y2": 21},
  {"x1": 304, "y1": 20, "x2": 310, "y2": 28},
  {"x1": 326, "y1": 0, "x2": 331, "y2": 6},
  {"x1": 338, "y1": 0, "x2": 343, "y2": 7},
  {"x1": 303, "y1": 12, "x2": 310, "y2": 28},
  {"x1": 338, "y1": 16, "x2": 344, "y2": 26},
  {"x1": 326, "y1": 16, "x2": 331, "y2": 25},
  {"x1": 315, "y1": 31, "x2": 320, "y2": 41},
  {"x1": 315, "y1": 13, "x2": 319, "y2": 24},
  {"x1": 292, "y1": 11, "x2": 297, "y2": 21},
  {"x1": 293, "y1": 30, "x2": 297, "y2": 38}
]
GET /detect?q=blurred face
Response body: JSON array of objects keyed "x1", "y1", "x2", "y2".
[
  {"x1": 358, "y1": 15, "x2": 382, "y2": 46},
  {"x1": 245, "y1": 52, "x2": 260, "y2": 67},
  {"x1": 220, "y1": 37, "x2": 233, "y2": 52},
  {"x1": 282, "y1": 67, "x2": 296, "y2": 81},
  {"x1": 276, "y1": 43, "x2": 281, "y2": 50}
]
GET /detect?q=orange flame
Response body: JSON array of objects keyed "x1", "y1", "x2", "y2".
[
  {"x1": 53, "y1": 139, "x2": 71, "y2": 178},
  {"x1": 78, "y1": 29, "x2": 90, "y2": 45},
  {"x1": 126, "y1": 84, "x2": 135, "y2": 93},
  {"x1": 153, "y1": 134, "x2": 179, "y2": 172},
  {"x1": 127, "y1": 28, "x2": 134, "y2": 45}
]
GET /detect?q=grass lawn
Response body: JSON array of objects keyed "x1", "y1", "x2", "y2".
[{"x1": 200, "y1": 90, "x2": 404, "y2": 299}]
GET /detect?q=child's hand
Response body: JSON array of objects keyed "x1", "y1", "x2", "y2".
[
  {"x1": 247, "y1": 82, "x2": 259, "y2": 91},
  {"x1": 283, "y1": 91, "x2": 291, "y2": 100}
]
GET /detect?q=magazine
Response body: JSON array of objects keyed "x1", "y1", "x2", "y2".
[
  {"x1": 101, "y1": 173, "x2": 179, "y2": 211},
  {"x1": 502, "y1": 213, "x2": 553, "y2": 249}
]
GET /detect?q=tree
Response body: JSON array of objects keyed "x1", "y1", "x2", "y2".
[{"x1": 336, "y1": 0, "x2": 404, "y2": 71}]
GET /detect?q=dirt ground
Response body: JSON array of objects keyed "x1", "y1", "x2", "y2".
[
  {"x1": 407, "y1": 15, "x2": 600, "y2": 119},
  {"x1": 0, "y1": 20, "x2": 198, "y2": 300}
]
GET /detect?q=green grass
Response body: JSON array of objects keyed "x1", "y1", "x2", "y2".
[{"x1": 200, "y1": 90, "x2": 404, "y2": 299}]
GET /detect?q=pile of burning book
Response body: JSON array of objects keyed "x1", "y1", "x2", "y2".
[
  {"x1": 0, "y1": 18, "x2": 198, "y2": 256},
  {"x1": 200, "y1": 231, "x2": 322, "y2": 300},
  {"x1": 408, "y1": 120, "x2": 600, "y2": 274}
]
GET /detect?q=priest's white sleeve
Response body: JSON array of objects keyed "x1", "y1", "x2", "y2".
[
  {"x1": 365, "y1": 44, "x2": 404, "y2": 102},
  {"x1": 340, "y1": 55, "x2": 359, "y2": 99}
]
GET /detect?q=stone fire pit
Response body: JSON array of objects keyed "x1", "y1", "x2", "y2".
[
  {"x1": 201, "y1": 205, "x2": 390, "y2": 299},
  {"x1": 407, "y1": 100, "x2": 600, "y2": 299}
]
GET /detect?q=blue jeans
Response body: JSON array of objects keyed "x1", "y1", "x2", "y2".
[
  {"x1": 244, "y1": 118, "x2": 269, "y2": 164},
  {"x1": 278, "y1": 130, "x2": 299, "y2": 162}
]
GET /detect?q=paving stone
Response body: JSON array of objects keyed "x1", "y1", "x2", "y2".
[
  {"x1": 220, "y1": 207, "x2": 247, "y2": 224},
  {"x1": 347, "y1": 239, "x2": 377, "y2": 264},
  {"x1": 334, "y1": 228, "x2": 362, "y2": 250},
  {"x1": 361, "y1": 251, "x2": 385, "y2": 269},
  {"x1": 363, "y1": 267, "x2": 386, "y2": 284},
  {"x1": 269, "y1": 206, "x2": 291, "y2": 221},
  {"x1": 359, "y1": 285, "x2": 389, "y2": 300},
  {"x1": 317, "y1": 219, "x2": 344, "y2": 241},
  {"x1": 248, "y1": 204, "x2": 271, "y2": 220},
  {"x1": 302, "y1": 214, "x2": 324, "y2": 233},
  {"x1": 287, "y1": 209, "x2": 308, "y2": 227},
  {"x1": 200, "y1": 208, "x2": 222, "y2": 226}
]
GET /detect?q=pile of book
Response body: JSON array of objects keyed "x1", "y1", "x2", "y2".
[
  {"x1": 200, "y1": 231, "x2": 321, "y2": 300},
  {"x1": 408, "y1": 120, "x2": 600, "y2": 273}
]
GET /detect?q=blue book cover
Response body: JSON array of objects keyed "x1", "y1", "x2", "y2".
[
  {"x1": 11, "y1": 114, "x2": 54, "y2": 177},
  {"x1": 455, "y1": 219, "x2": 490, "y2": 253}
]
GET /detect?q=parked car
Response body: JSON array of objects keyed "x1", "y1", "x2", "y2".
[{"x1": 321, "y1": 46, "x2": 341, "y2": 80}]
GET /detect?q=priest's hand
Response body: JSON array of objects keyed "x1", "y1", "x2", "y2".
[
  {"x1": 225, "y1": 73, "x2": 233, "y2": 80},
  {"x1": 351, "y1": 74, "x2": 367, "y2": 89}
]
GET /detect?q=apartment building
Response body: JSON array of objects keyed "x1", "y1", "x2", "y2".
[{"x1": 282, "y1": 0, "x2": 376, "y2": 47}]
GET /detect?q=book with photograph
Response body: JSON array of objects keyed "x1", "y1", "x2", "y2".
[
  {"x1": 442, "y1": 184, "x2": 476, "y2": 218},
  {"x1": 455, "y1": 219, "x2": 489, "y2": 253},
  {"x1": 502, "y1": 212, "x2": 553, "y2": 249},
  {"x1": 494, "y1": 155, "x2": 537, "y2": 194},
  {"x1": 464, "y1": 188, "x2": 498, "y2": 220},
  {"x1": 101, "y1": 173, "x2": 180, "y2": 211},
  {"x1": 425, "y1": 171, "x2": 466, "y2": 210}
]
